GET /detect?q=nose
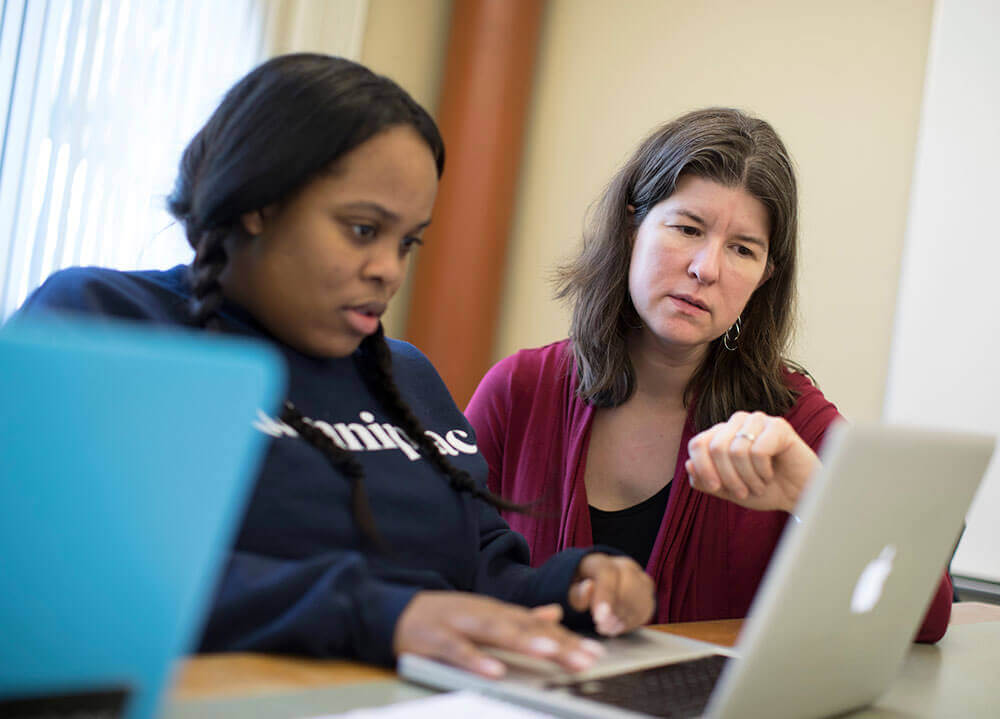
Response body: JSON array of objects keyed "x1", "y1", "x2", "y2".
[
  {"x1": 363, "y1": 239, "x2": 406, "y2": 289},
  {"x1": 688, "y1": 240, "x2": 722, "y2": 285}
]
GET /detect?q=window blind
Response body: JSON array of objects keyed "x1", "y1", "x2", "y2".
[{"x1": 0, "y1": 0, "x2": 265, "y2": 319}]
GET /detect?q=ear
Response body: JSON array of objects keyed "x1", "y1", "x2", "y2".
[
  {"x1": 240, "y1": 210, "x2": 266, "y2": 237},
  {"x1": 756, "y1": 260, "x2": 774, "y2": 289}
]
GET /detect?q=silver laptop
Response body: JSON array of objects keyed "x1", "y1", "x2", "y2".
[{"x1": 400, "y1": 423, "x2": 995, "y2": 718}]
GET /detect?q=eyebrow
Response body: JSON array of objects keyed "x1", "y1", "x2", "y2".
[
  {"x1": 338, "y1": 201, "x2": 432, "y2": 231},
  {"x1": 671, "y1": 209, "x2": 768, "y2": 249}
]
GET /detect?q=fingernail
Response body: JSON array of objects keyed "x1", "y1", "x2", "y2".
[
  {"x1": 597, "y1": 621, "x2": 617, "y2": 637},
  {"x1": 598, "y1": 613, "x2": 625, "y2": 634},
  {"x1": 580, "y1": 638, "x2": 606, "y2": 656},
  {"x1": 528, "y1": 636, "x2": 560, "y2": 655},
  {"x1": 594, "y1": 602, "x2": 611, "y2": 623},
  {"x1": 568, "y1": 650, "x2": 596, "y2": 671},
  {"x1": 477, "y1": 657, "x2": 506, "y2": 677}
]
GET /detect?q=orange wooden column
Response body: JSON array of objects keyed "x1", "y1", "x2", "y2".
[{"x1": 405, "y1": 0, "x2": 544, "y2": 408}]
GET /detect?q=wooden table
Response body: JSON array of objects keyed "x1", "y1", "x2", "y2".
[
  {"x1": 170, "y1": 602, "x2": 1000, "y2": 703},
  {"x1": 171, "y1": 618, "x2": 743, "y2": 701},
  {"x1": 162, "y1": 602, "x2": 1000, "y2": 719}
]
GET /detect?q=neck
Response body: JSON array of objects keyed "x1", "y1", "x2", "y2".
[{"x1": 627, "y1": 328, "x2": 706, "y2": 410}]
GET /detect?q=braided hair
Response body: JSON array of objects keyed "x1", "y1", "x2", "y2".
[
  {"x1": 166, "y1": 54, "x2": 525, "y2": 550},
  {"x1": 356, "y1": 326, "x2": 526, "y2": 513}
]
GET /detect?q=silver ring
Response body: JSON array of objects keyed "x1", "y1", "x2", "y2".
[{"x1": 734, "y1": 431, "x2": 757, "y2": 442}]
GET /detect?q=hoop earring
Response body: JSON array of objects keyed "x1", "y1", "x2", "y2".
[{"x1": 723, "y1": 316, "x2": 742, "y2": 351}]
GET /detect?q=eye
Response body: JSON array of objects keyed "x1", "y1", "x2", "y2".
[
  {"x1": 672, "y1": 225, "x2": 701, "y2": 237},
  {"x1": 350, "y1": 223, "x2": 377, "y2": 240},
  {"x1": 401, "y1": 236, "x2": 424, "y2": 254},
  {"x1": 733, "y1": 244, "x2": 758, "y2": 259}
]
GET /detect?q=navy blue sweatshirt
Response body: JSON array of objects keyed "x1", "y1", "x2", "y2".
[{"x1": 15, "y1": 265, "x2": 593, "y2": 665}]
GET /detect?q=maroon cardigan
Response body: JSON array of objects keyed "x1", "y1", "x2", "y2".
[{"x1": 466, "y1": 340, "x2": 952, "y2": 642}]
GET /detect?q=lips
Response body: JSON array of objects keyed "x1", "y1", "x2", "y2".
[
  {"x1": 349, "y1": 301, "x2": 388, "y2": 317},
  {"x1": 344, "y1": 301, "x2": 387, "y2": 336},
  {"x1": 669, "y1": 294, "x2": 709, "y2": 312}
]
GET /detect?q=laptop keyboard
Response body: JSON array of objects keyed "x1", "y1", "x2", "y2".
[{"x1": 558, "y1": 654, "x2": 729, "y2": 718}]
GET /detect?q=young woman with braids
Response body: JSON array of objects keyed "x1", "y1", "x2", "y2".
[
  {"x1": 466, "y1": 108, "x2": 953, "y2": 643},
  {"x1": 13, "y1": 53, "x2": 655, "y2": 676}
]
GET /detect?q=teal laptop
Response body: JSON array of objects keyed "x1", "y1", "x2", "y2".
[{"x1": 0, "y1": 318, "x2": 285, "y2": 719}]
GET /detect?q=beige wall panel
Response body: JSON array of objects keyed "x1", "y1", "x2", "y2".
[
  {"x1": 265, "y1": 0, "x2": 368, "y2": 58},
  {"x1": 360, "y1": 0, "x2": 453, "y2": 339},
  {"x1": 497, "y1": 0, "x2": 933, "y2": 422},
  {"x1": 359, "y1": 0, "x2": 451, "y2": 112}
]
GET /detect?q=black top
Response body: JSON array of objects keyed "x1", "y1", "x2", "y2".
[{"x1": 589, "y1": 482, "x2": 671, "y2": 569}]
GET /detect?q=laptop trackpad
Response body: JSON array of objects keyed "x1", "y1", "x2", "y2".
[{"x1": 488, "y1": 628, "x2": 731, "y2": 685}]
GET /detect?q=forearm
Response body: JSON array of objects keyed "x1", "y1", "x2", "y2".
[{"x1": 199, "y1": 550, "x2": 420, "y2": 665}]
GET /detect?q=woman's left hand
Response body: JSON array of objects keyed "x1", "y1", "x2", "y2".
[
  {"x1": 685, "y1": 411, "x2": 821, "y2": 513},
  {"x1": 567, "y1": 553, "x2": 656, "y2": 636}
]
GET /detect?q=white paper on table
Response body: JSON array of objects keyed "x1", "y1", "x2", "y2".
[{"x1": 304, "y1": 690, "x2": 556, "y2": 718}]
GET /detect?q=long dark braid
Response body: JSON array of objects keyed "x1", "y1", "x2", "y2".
[
  {"x1": 188, "y1": 230, "x2": 228, "y2": 329},
  {"x1": 169, "y1": 127, "x2": 228, "y2": 330},
  {"x1": 278, "y1": 401, "x2": 388, "y2": 553},
  {"x1": 269, "y1": 328, "x2": 528, "y2": 553},
  {"x1": 357, "y1": 326, "x2": 529, "y2": 514},
  {"x1": 275, "y1": 325, "x2": 529, "y2": 551}
]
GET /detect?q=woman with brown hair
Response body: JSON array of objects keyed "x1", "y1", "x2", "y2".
[{"x1": 466, "y1": 107, "x2": 952, "y2": 641}]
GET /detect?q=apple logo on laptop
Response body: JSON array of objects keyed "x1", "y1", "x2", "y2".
[{"x1": 851, "y1": 545, "x2": 897, "y2": 614}]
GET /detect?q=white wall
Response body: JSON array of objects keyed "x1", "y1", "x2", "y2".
[{"x1": 884, "y1": 0, "x2": 1000, "y2": 583}]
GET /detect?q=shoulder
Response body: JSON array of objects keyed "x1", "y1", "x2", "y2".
[
  {"x1": 471, "y1": 339, "x2": 573, "y2": 402},
  {"x1": 782, "y1": 368, "x2": 843, "y2": 450},
  {"x1": 782, "y1": 368, "x2": 835, "y2": 410},
  {"x1": 382, "y1": 337, "x2": 470, "y2": 427},
  {"x1": 384, "y1": 337, "x2": 455, "y2": 403},
  {"x1": 385, "y1": 337, "x2": 438, "y2": 377},
  {"x1": 488, "y1": 339, "x2": 574, "y2": 385},
  {"x1": 24, "y1": 266, "x2": 128, "y2": 308},
  {"x1": 16, "y1": 265, "x2": 191, "y2": 323},
  {"x1": 467, "y1": 339, "x2": 577, "y2": 426}
]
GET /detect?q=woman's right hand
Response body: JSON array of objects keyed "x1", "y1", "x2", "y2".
[
  {"x1": 393, "y1": 591, "x2": 605, "y2": 678},
  {"x1": 686, "y1": 410, "x2": 822, "y2": 513}
]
